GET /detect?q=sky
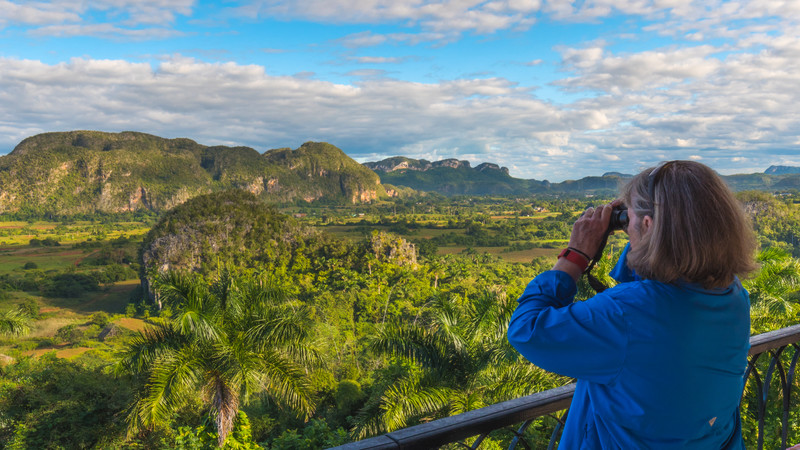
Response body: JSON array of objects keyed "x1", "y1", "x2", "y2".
[{"x1": 2, "y1": 1, "x2": 800, "y2": 181}]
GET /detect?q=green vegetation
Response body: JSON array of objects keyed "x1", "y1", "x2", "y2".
[
  {"x1": 120, "y1": 270, "x2": 318, "y2": 446},
  {"x1": 0, "y1": 132, "x2": 385, "y2": 217},
  {"x1": 0, "y1": 188, "x2": 799, "y2": 448}
]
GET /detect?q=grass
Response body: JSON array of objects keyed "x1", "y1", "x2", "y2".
[
  {"x1": 114, "y1": 317, "x2": 149, "y2": 333},
  {"x1": 28, "y1": 317, "x2": 78, "y2": 338},
  {"x1": 73, "y1": 280, "x2": 140, "y2": 314},
  {"x1": 500, "y1": 248, "x2": 561, "y2": 263},
  {"x1": 33, "y1": 280, "x2": 139, "y2": 315},
  {"x1": 436, "y1": 246, "x2": 561, "y2": 263},
  {"x1": 0, "y1": 219, "x2": 150, "y2": 246},
  {"x1": 0, "y1": 247, "x2": 90, "y2": 272}
]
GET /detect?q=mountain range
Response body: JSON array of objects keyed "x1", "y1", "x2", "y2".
[
  {"x1": 0, "y1": 131, "x2": 383, "y2": 215},
  {"x1": 1, "y1": 131, "x2": 799, "y2": 215},
  {"x1": 364, "y1": 157, "x2": 800, "y2": 196}
]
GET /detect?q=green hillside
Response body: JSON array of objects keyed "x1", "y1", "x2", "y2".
[
  {"x1": 0, "y1": 131, "x2": 384, "y2": 215},
  {"x1": 263, "y1": 142, "x2": 385, "y2": 203}
]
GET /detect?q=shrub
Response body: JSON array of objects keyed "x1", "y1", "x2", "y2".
[
  {"x1": 35, "y1": 338, "x2": 57, "y2": 349},
  {"x1": 18, "y1": 299, "x2": 40, "y2": 318},
  {"x1": 42, "y1": 273, "x2": 99, "y2": 298},
  {"x1": 55, "y1": 324, "x2": 84, "y2": 344},
  {"x1": 41, "y1": 238, "x2": 60, "y2": 247},
  {"x1": 88, "y1": 312, "x2": 110, "y2": 328}
]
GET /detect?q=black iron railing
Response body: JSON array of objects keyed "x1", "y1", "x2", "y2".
[{"x1": 332, "y1": 324, "x2": 800, "y2": 450}]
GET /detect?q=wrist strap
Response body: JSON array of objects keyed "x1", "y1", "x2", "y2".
[{"x1": 558, "y1": 248, "x2": 589, "y2": 272}]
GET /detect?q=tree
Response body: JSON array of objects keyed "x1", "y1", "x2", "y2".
[
  {"x1": 0, "y1": 355, "x2": 133, "y2": 449},
  {"x1": 118, "y1": 269, "x2": 319, "y2": 446},
  {"x1": 743, "y1": 248, "x2": 800, "y2": 334},
  {"x1": 352, "y1": 290, "x2": 565, "y2": 439}
]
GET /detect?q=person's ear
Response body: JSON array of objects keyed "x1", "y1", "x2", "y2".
[{"x1": 642, "y1": 215, "x2": 653, "y2": 233}]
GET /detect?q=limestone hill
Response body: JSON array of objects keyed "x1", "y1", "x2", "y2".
[{"x1": 0, "y1": 131, "x2": 384, "y2": 215}]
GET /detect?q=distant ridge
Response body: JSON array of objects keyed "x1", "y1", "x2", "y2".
[
  {"x1": 365, "y1": 156, "x2": 633, "y2": 196},
  {"x1": 365, "y1": 156, "x2": 800, "y2": 196},
  {"x1": 765, "y1": 165, "x2": 800, "y2": 175},
  {"x1": 364, "y1": 156, "x2": 540, "y2": 195},
  {"x1": 602, "y1": 172, "x2": 633, "y2": 178}
]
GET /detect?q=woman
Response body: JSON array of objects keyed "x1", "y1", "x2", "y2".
[{"x1": 508, "y1": 161, "x2": 756, "y2": 449}]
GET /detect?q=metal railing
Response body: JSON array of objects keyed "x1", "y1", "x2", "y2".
[{"x1": 333, "y1": 324, "x2": 800, "y2": 450}]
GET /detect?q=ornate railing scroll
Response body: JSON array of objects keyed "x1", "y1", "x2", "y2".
[{"x1": 331, "y1": 324, "x2": 800, "y2": 450}]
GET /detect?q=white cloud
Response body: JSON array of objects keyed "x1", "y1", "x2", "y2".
[
  {"x1": 231, "y1": 0, "x2": 542, "y2": 43},
  {"x1": 29, "y1": 23, "x2": 183, "y2": 39},
  {"x1": 339, "y1": 31, "x2": 389, "y2": 48},
  {"x1": 0, "y1": 1, "x2": 81, "y2": 26},
  {"x1": 6, "y1": 0, "x2": 800, "y2": 181},
  {"x1": 90, "y1": 0, "x2": 195, "y2": 25},
  {"x1": 1, "y1": 0, "x2": 194, "y2": 34},
  {"x1": 0, "y1": 56, "x2": 588, "y2": 178},
  {"x1": 350, "y1": 56, "x2": 408, "y2": 64}
]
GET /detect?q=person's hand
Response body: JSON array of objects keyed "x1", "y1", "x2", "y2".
[{"x1": 567, "y1": 202, "x2": 614, "y2": 259}]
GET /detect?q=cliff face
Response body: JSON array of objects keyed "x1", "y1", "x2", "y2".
[
  {"x1": 364, "y1": 155, "x2": 533, "y2": 195},
  {"x1": 0, "y1": 131, "x2": 385, "y2": 214},
  {"x1": 263, "y1": 142, "x2": 383, "y2": 204},
  {"x1": 363, "y1": 157, "x2": 472, "y2": 173}
]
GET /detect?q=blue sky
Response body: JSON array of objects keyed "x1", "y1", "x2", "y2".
[{"x1": 2, "y1": 0, "x2": 800, "y2": 181}]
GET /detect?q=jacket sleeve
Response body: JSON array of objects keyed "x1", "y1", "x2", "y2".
[{"x1": 507, "y1": 270, "x2": 628, "y2": 384}]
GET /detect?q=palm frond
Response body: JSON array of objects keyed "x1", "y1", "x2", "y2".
[
  {"x1": 129, "y1": 348, "x2": 203, "y2": 431},
  {"x1": 449, "y1": 389, "x2": 486, "y2": 415},
  {"x1": 0, "y1": 307, "x2": 31, "y2": 336},
  {"x1": 370, "y1": 323, "x2": 447, "y2": 369},
  {"x1": 175, "y1": 308, "x2": 223, "y2": 343},
  {"x1": 379, "y1": 375, "x2": 452, "y2": 432},
  {"x1": 480, "y1": 362, "x2": 568, "y2": 403},
  {"x1": 116, "y1": 322, "x2": 187, "y2": 375},
  {"x1": 245, "y1": 303, "x2": 312, "y2": 349},
  {"x1": 257, "y1": 349, "x2": 315, "y2": 417}
]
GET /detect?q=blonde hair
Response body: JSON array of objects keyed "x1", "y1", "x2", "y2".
[{"x1": 620, "y1": 161, "x2": 757, "y2": 288}]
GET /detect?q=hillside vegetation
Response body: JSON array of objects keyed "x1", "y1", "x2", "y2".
[{"x1": 0, "y1": 131, "x2": 385, "y2": 216}]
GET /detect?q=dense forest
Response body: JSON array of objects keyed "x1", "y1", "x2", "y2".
[{"x1": 0, "y1": 189, "x2": 799, "y2": 449}]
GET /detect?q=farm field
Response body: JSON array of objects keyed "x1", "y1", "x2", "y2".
[{"x1": 0, "y1": 219, "x2": 148, "y2": 363}]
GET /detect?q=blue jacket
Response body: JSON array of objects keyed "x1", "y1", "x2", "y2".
[{"x1": 507, "y1": 244, "x2": 750, "y2": 449}]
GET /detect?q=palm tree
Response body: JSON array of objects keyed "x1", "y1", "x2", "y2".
[
  {"x1": 743, "y1": 248, "x2": 800, "y2": 333},
  {"x1": 0, "y1": 306, "x2": 31, "y2": 336},
  {"x1": 352, "y1": 290, "x2": 565, "y2": 439},
  {"x1": 118, "y1": 269, "x2": 319, "y2": 446}
]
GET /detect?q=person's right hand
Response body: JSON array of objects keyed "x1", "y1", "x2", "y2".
[{"x1": 567, "y1": 202, "x2": 614, "y2": 259}]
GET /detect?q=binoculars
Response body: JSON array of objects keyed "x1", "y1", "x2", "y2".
[{"x1": 609, "y1": 205, "x2": 629, "y2": 231}]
